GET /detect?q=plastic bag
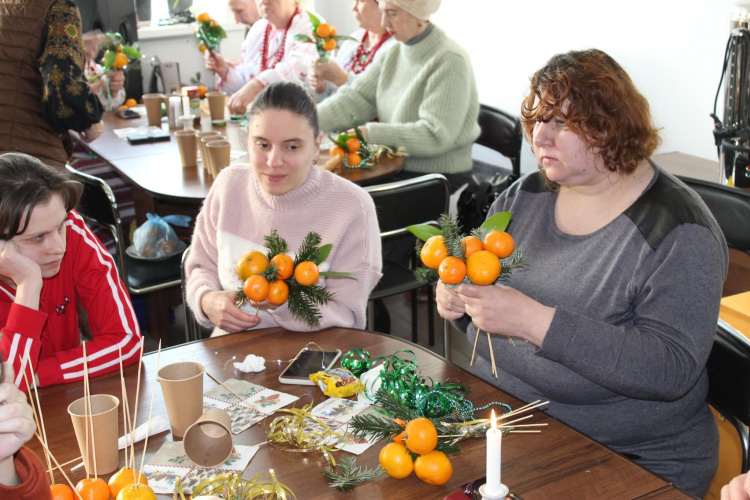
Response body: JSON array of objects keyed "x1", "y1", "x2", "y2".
[{"x1": 132, "y1": 213, "x2": 187, "y2": 258}]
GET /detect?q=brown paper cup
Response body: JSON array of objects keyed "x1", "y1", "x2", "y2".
[
  {"x1": 175, "y1": 130, "x2": 198, "y2": 168},
  {"x1": 196, "y1": 131, "x2": 222, "y2": 172},
  {"x1": 183, "y1": 408, "x2": 234, "y2": 467},
  {"x1": 206, "y1": 140, "x2": 231, "y2": 177},
  {"x1": 142, "y1": 93, "x2": 164, "y2": 127},
  {"x1": 206, "y1": 91, "x2": 226, "y2": 121},
  {"x1": 158, "y1": 362, "x2": 204, "y2": 439},
  {"x1": 67, "y1": 394, "x2": 120, "y2": 475}
]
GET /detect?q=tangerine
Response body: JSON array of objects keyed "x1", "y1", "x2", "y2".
[
  {"x1": 124, "y1": 98, "x2": 137, "y2": 108},
  {"x1": 393, "y1": 418, "x2": 406, "y2": 443},
  {"x1": 346, "y1": 152, "x2": 362, "y2": 166},
  {"x1": 330, "y1": 27, "x2": 338, "y2": 36},
  {"x1": 345, "y1": 137, "x2": 361, "y2": 153},
  {"x1": 322, "y1": 38, "x2": 337, "y2": 51},
  {"x1": 414, "y1": 450, "x2": 453, "y2": 485},
  {"x1": 329, "y1": 144, "x2": 345, "y2": 159},
  {"x1": 198, "y1": 43, "x2": 207, "y2": 53},
  {"x1": 420, "y1": 235, "x2": 448, "y2": 269},
  {"x1": 236, "y1": 250, "x2": 269, "y2": 281},
  {"x1": 461, "y1": 235, "x2": 483, "y2": 259},
  {"x1": 315, "y1": 23, "x2": 332, "y2": 38},
  {"x1": 270, "y1": 254, "x2": 294, "y2": 280},
  {"x1": 75, "y1": 477, "x2": 110, "y2": 500},
  {"x1": 109, "y1": 468, "x2": 148, "y2": 499},
  {"x1": 116, "y1": 483, "x2": 157, "y2": 500},
  {"x1": 243, "y1": 275, "x2": 270, "y2": 302},
  {"x1": 294, "y1": 261, "x2": 319, "y2": 286},
  {"x1": 438, "y1": 256, "x2": 466, "y2": 285},
  {"x1": 379, "y1": 442, "x2": 414, "y2": 479},
  {"x1": 51, "y1": 483, "x2": 75, "y2": 500},
  {"x1": 466, "y1": 250, "x2": 501, "y2": 285},
  {"x1": 198, "y1": 85, "x2": 208, "y2": 98},
  {"x1": 404, "y1": 417, "x2": 438, "y2": 454},
  {"x1": 267, "y1": 280, "x2": 289, "y2": 305},
  {"x1": 483, "y1": 230, "x2": 515, "y2": 259},
  {"x1": 195, "y1": 11, "x2": 211, "y2": 23},
  {"x1": 114, "y1": 52, "x2": 128, "y2": 69}
]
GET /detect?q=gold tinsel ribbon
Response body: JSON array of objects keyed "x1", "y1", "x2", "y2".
[{"x1": 175, "y1": 470, "x2": 296, "y2": 499}]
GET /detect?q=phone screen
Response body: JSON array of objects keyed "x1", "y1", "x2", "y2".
[{"x1": 281, "y1": 349, "x2": 340, "y2": 379}]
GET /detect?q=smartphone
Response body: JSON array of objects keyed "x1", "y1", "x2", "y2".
[
  {"x1": 126, "y1": 132, "x2": 171, "y2": 145},
  {"x1": 278, "y1": 347, "x2": 341, "y2": 385},
  {"x1": 116, "y1": 108, "x2": 140, "y2": 120}
]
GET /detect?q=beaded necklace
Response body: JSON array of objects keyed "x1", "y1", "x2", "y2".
[
  {"x1": 260, "y1": 7, "x2": 299, "y2": 72},
  {"x1": 345, "y1": 31, "x2": 392, "y2": 75}
]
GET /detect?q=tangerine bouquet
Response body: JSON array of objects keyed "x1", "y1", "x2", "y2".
[
  {"x1": 295, "y1": 12, "x2": 356, "y2": 61},
  {"x1": 89, "y1": 32, "x2": 142, "y2": 111},
  {"x1": 194, "y1": 11, "x2": 227, "y2": 55},
  {"x1": 234, "y1": 230, "x2": 357, "y2": 327},
  {"x1": 328, "y1": 126, "x2": 372, "y2": 169}
]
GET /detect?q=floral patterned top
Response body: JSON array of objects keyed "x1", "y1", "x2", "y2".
[{"x1": 39, "y1": 0, "x2": 102, "y2": 133}]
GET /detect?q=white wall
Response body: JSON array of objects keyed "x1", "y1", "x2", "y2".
[{"x1": 316, "y1": 0, "x2": 737, "y2": 171}]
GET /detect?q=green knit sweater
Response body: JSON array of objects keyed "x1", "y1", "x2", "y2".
[{"x1": 318, "y1": 25, "x2": 480, "y2": 175}]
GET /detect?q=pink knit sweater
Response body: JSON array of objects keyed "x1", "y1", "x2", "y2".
[{"x1": 185, "y1": 164, "x2": 382, "y2": 333}]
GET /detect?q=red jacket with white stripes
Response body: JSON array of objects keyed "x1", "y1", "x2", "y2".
[{"x1": 0, "y1": 211, "x2": 141, "y2": 389}]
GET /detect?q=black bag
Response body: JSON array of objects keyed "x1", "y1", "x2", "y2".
[{"x1": 457, "y1": 172, "x2": 514, "y2": 231}]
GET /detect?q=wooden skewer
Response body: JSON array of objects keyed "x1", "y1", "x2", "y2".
[
  {"x1": 506, "y1": 430, "x2": 542, "y2": 433},
  {"x1": 499, "y1": 414, "x2": 534, "y2": 427},
  {"x1": 28, "y1": 356, "x2": 54, "y2": 484},
  {"x1": 500, "y1": 423, "x2": 548, "y2": 428},
  {"x1": 35, "y1": 435, "x2": 84, "y2": 500},
  {"x1": 469, "y1": 329, "x2": 481, "y2": 366},
  {"x1": 486, "y1": 331, "x2": 497, "y2": 378},
  {"x1": 18, "y1": 355, "x2": 53, "y2": 484},
  {"x1": 137, "y1": 340, "x2": 161, "y2": 485},
  {"x1": 130, "y1": 337, "x2": 145, "y2": 473},
  {"x1": 83, "y1": 342, "x2": 97, "y2": 479},
  {"x1": 501, "y1": 400, "x2": 549, "y2": 420},
  {"x1": 118, "y1": 346, "x2": 129, "y2": 470},
  {"x1": 206, "y1": 371, "x2": 253, "y2": 410},
  {"x1": 45, "y1": 455, "x2": 83, "y2": 474}
]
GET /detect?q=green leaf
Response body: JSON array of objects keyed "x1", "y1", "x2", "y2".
[
  {"x1": 315, "y1": 243, "x2": 332, "y2": 264},
  {"x1": 121, "y1": 46, "x2": 141, "y2": 59},
  {"x1": 407, "y1": 224, "x2": 441, "y2": 242},
  {"x1": 319, "y1": 271, "x2": 358, "y2": 280},
  {"x1": 103, "y1": 50, "x2": 115, "y2": 69},
  {"x1": 307, "y1": 11, "x2": 321, "y2": 28},
  {"x1": 480, "y1": 211, "x2": 512, "y2": 232},
  {"x1": 293, "y1": 34, "x2": 314, "y2": 43}
]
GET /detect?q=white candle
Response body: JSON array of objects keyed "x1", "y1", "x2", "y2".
[
  {"x1": 486, "y1": 409, "x2": 503, "y2": 494},
  {"x1": 182, "y1": 96, "x2": 190, "y2": 117}
]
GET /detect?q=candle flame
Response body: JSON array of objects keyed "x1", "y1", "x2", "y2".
[{"x1": 491, "y1": 409, "x2": 497, "y2": 430}]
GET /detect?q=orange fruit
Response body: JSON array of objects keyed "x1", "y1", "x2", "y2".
[
  {"x1": 198, "y1": 43, "x2": 207, "y2": 53},
  {"x1": 346, "y1": 152, "x2": 362, "y2": 166},
  {"x1": 75, "y1": 477, "x2": 110, "y2": 500},
  {"x1": 196, "y1": 11, "x2": 211, "y2": 23},
  {"x1": 114, "y1": 52, "x2": 128, "y2": 69},
  {"x1": 244, "y1": 275, "x2": 270, "y2": 302},
  {"x1": 379, "y1": 442, "x2": 414, "y2": 479},
  {"x1": 438, "y1": 256, "x2": 466, "y2": 285},
  {"x1": 414, "y1": 450, "x2": 453, "y2": 486},
  {"x1": 198, "y1": 85, "x2": 208, "y2": 98},
  {"x1": 294, "y1": 261, "x2": 319, "y2": 286},
  {"x1": 124, "y1": 98, "x2": 137, "y2": 108},
  {"x1": 51, "y1": 483, "x2": 75, "y2": 500},
  {"x1": 483, "y1": 230, "x2": 515, "y2": 259},
  {"x1": 236, "y1": 250, "x2": 269, "y2": 281},
  {"x1": 267, "y1": 279, "x2": 289, "y2": 305},
  {"x1": 393, "y1": 418, "x2": 406, "y2": 443},
  {"x1": 109, "y1": 468, "x2": 148, "y2": 499},
  {"x1": 116, "y1": 483, "x2": 157, "y2": 500},
  {"x1": 118, "y1": 105, "x2": 128, "y2": 110},
  {"x1": 403, "y1": 417, "x2": 438, "y2": 455},
  {"x1": 461, "y1": 235, "x2": 483, "y2": 259},
  {"x1": 466, "y1": 250, "x2": 501, "y2": 286},
  {"x1": 315, "y1": 23, "x2": 332, "y2": 38},
  {"x1": 420, "y1": 235, "x2": 448, "y2": 269},
  {"x1": 329, "y1": 144, "x2": 345, "y2": 159},
  {"x1": 345, "y1": 137, "x2": 361, "y2": 153},
  {"x1": 322, "y1": 38, "x2": 337, "y2": 51},
  {"x1": 330, "y1": 27, "x2": 338, "y2": 36},
  {"x1": 270, "y1": 254, "x2": 294, "y2": 280}
]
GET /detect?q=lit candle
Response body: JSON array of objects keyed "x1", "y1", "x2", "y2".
[
  {"x1": 182, "y1": 96, "x2": 190, "y2": 117},
  {"x1": 486, "y1": 409, "x2": 503, "y2": 494}
]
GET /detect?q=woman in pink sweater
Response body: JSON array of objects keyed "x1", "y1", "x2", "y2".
[{"x1": 185, "y1": 82, "x2": 382, "y2": 334}]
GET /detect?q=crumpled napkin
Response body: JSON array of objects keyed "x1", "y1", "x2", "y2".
[{"x1": 233, "y1": 354, "x2": 266, "y2": 373}]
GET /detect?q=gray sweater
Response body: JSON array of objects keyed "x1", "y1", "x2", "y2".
[{"x1": 460, "y1": 165, "x2": 727, "y2": 497}]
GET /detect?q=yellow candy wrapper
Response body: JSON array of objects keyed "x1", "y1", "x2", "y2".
[{"x1": 309, "y1": 367, "x2": 364, "y2": 398}]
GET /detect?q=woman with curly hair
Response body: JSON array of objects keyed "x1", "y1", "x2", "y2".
[{"x1": 436, "y1": 49, "x2": 727, "y2": 497}]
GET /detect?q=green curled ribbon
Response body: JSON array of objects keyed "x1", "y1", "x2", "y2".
[{"x1": 341, "y1": 348, "x2": 371, "y2": 376}]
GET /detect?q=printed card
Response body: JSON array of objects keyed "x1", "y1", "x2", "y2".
[{"x1": 310, "y1": 397, "x2": 371, "y2": 423}]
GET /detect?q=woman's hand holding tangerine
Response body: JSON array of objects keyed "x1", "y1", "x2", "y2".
[
  {"x1": 201, "y1": 290, "x2": 261, "y2": 332},
  {"x1": 0, "y1": 363, "x2": 37, "y2": 486},
  {"x1": 722, "y1": 473, "x2": 750, "y2": 500},
  {"x1": 205, "y1": 51, "x2": 228, "y2": 80},
  {"x1": 435, "y1": 280, "x2": 465, "y2": 321},
  {"x1": 455, "y1": 283, "x2": 555, "y2": 347},
  {"x1": 313, "y1": 60, "x2": 348, "y2": 87},
  {"x1": 228, "y1": 79, "x2": 264, "y2": 114},
  {"x1": 107, "y1": 70, "x2": 125, "y2": 94}
]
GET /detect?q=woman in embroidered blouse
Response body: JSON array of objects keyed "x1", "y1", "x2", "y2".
[
  {"x1": 309, "y1": 0, "x2": 394, "y2": 102},
  {"x1": 205, "y1": 0, "x2": 318, "y2": 114}
]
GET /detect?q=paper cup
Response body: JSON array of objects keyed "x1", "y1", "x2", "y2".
[
  {"x1": 158, "y1": 362, "x2": 204, "y2": 439},
  {"x1": 206, "y1": 91, "x2": 226, "y2": 121},
  {"x1": 183, "y1": 408, "x2": 234, "y2": 467},
  {"x1": 206, "y1": 140, "x2": 231, "y2": 177},
  {"x1": 197, "y1": 131, "x2": 222, "y2": 172},
  {"x1": 68, "y1": 394, "x2": 120, "y2": 475},
  {"x1": 175, "y1": 130, "x2": 198, "y2": 168},
  {"x1": 142, "y1": 93, "x2": 164, "y2": 127}
]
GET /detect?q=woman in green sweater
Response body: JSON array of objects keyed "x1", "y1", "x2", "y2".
[{"x1": 317, "y1": 0, "x2": 479, "y2": 191}]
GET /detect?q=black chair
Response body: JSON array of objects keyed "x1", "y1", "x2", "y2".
[
  {"x1": 365, "y1": 174, "x2": 450, "y2": 349},
  {"x1": 474, "y1": 103, "x2": 523, "y2": 180},
  {"x1": 706, "y1": 318, "x2": 750, "y2": 473}
]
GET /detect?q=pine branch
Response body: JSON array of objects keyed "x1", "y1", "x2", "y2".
[
  {"x1": 295, "y1": 232, "x2": 323, "y2": 264},
  {"x1": 439, "y1": 214, "x2": 464, "y2": 258},
  {"x1": 286, "y1": 282, "x2": 332, "y2": 327},
  {"x1": 349, "y1": 413, "x2": 403, "y2": 441},
  {"x1": 496, "y1": 250, "x2": 529, "y2": 283},
  {"x1": 264, "y1": 229, "x2": 288, "y2": 259},
  {"x1": 414, "y1": 267, "x2": 438, "y2": 282},
  {"x1": 322, "y1": 456, "x2": 384, "y2": 493},
  {"x1": 234, "y1": 286, "x2": 248, "y2": 306}
]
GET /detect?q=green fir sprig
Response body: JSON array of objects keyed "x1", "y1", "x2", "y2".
[
  {"x1": 321, "y1": 456, "x2": 384, "y2": 493},
  {"x1": 294, "y1": 231, "x2": 323, "y2": 264},
  {"x1": 286, "y1": 282, "x2": 332, "y2": 327},
  {"x1": 264, "y1": 229, "x2": 288, "y2": 259}
]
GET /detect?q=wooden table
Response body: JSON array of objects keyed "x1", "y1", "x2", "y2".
[
  {"x1": 652, "y1": 152, "x2": 721, "y2": 183},
  {"x1": 28, "y1": 328, "x2": 693, "y2": 499}
]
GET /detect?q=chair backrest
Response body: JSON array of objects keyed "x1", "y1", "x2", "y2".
[
  {"x1": 476, "y1": 104, "x2": 523, "y2": 178},
  {"x1": 677, "y1": 176, "x2": 750, "y2": 252},
  {"x1": 364, "y1": 174, "x2": 450, "y2": 238},
  {"x1": 66, "y1": 165, "x2": 129, "y2": 278},
  {"x1": 180, "y1": 245, "x2": 200, "y2": 342}
]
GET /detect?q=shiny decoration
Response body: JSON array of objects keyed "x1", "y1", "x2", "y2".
[
  {"x1": 341, "y1": 348, "x2": 370, "y2": 376},
  {"x1": 175, "y1": 471, "x2": 296, "y2": 499}
]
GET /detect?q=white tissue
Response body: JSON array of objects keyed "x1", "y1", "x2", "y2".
[
  {"x1": 233, "y1": 354, "x2": 266, "y2": 373},
  {"x1": 118, "y1": 415, "x2": 169, "y2": 449},
  {"x1": 357, "y1": 364, "x2": 384, "y2": 404}
]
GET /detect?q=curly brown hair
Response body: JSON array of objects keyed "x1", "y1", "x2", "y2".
[{"x1": 521, "y1": 49, "x2": 661, "y2": 188}]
